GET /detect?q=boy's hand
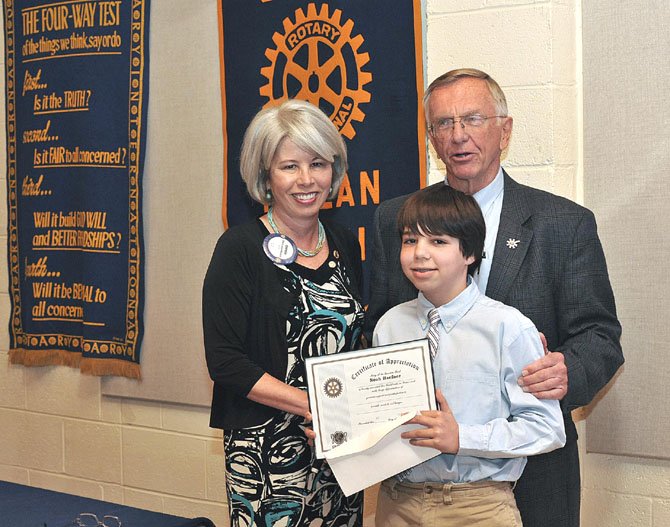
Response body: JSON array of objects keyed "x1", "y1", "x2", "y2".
[
  {"x1": 401, "y1": 389, "x2": 459, "y2": 454},
  {"x1": 518, "y1": 333, "x2": 568, "y2": 400}
]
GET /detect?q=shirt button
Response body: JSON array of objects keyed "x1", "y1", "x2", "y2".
[{"x1": 425, "y1": 486, "x2": 433, "y2": 494}]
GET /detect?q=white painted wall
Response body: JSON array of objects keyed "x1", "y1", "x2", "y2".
[{"x1": 2, "y1": 1, "x2": 669, "y2": 526}]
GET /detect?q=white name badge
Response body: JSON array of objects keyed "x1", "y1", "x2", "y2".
[{"x1": 263, "y1": 233, "x2": 297, "y2": 265}]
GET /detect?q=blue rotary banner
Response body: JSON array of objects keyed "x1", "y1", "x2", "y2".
[
  {"x1": 218, "y1": 0, "x2": 425, "y2": 299},
  {"x1": 4, "y1": 0, "x2": 150, "y2": 378}
]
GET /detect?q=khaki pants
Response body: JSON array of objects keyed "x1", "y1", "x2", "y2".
[{"x1": 375, "y1": 479, "x2": 523, "y2": 527}]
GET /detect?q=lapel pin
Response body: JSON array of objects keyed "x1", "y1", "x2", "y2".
[{"x1": 506, "y1": 238, "x2": 520, "y2": 249}]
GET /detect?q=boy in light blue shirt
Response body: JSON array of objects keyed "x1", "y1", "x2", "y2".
[{"x1": 373, "y1": 184, "x2": 565, "y2": 526}]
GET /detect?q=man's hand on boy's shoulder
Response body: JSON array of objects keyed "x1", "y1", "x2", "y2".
[
  {"x1": 517, "y1": 333, "x2": 568, "y2": 401},
  {"x1": 401, "y1": 389, "x2": 459, "y2": 454}
]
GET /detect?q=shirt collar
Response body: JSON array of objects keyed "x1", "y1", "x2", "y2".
[
  {"x1": 472, "y1": 167, "x2": 504, "y2": 209},
  {"x1": 416, "y1": 277, "x2": 482, "y2": 333}
]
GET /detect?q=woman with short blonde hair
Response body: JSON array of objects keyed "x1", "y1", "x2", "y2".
[
  {"x1": 203, "y1": 99, "x2": 364, "y2": 526},
  {"x1": 240, "y1": 98, "x2": 348, "y2": 205}
]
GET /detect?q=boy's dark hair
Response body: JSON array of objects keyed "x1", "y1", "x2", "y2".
[{"x1": 397, "y1": 184, "x2": 486, "y2": 276}]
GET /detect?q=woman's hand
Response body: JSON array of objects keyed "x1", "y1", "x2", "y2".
[{"x1": 302, "y1": 411, "x2": 316, "y2": 446}]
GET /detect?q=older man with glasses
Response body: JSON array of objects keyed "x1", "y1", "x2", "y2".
[{"x1": 366, "y1": 68, "x2": 623, "y2": 527}]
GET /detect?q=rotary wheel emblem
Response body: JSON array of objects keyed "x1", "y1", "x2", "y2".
[
  {"x1": 260, "y1": 3, "x2": 372, "y2": 139},
  {"x1": 323, "y1": 377, "x2": 343, "y2": 398}
]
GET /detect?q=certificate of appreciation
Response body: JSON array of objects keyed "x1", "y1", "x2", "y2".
[{"x1": 305, "y1": 339, "x2": 436, "y2": 459}]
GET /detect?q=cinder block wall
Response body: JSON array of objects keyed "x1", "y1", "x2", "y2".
[
  {"x1": 424, "y1": 0, "x2": 578, "y2": 198},
  {"x1": 2, "y1": 2, "x2": 669, "y2": 527}
]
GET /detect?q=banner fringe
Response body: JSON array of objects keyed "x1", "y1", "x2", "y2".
[
  {"x1": 80, "y1": 358, "x2": 141, "y2": 379},
  {"x1": 9, "y1": 349, "x2": 141, "y2": 379},
  {"x1": 10, "y1": 348, "x2": 81, "y2": 368}
]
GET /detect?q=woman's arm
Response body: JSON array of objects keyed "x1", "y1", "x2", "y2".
[{"x1": 247, "y1": 373, "x2": 310, "y2": 417}]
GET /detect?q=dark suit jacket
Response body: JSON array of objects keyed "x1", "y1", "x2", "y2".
[{"x1": 365, "y1": 172, "x2": 623, "y2": 526}]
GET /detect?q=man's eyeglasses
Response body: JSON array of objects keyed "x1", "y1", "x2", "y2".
[
  {"x1": 72, "y1": 513, "x2": 122, "y2": 527},
  {"x1": 429, "y1": 114, "x2": 506, "y2": 138}
]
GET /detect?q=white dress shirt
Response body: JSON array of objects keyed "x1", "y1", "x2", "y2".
[
  {"x1": 471, "y1": 168, "x2": 505, "y2": 292},
  {"x1": 373, "y1": 279, "x2": 565, "y2": 484}
]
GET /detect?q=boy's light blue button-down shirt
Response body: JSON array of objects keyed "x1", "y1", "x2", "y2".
[{"x1": 373, "y1": 280, "x2": 566, "y2": 483}]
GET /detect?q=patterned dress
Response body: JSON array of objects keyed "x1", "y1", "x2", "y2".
[{"x1": 224, "y1": 244, "x2": 365, "y2": 527}]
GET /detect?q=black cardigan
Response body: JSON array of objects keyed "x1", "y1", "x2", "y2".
[{"x1": 202, "y1": 218, "x2": 363, "y2": 429}]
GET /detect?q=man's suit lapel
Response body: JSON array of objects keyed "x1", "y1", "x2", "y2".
[{"x1": 486, "y1": 172, "x2": 533, "y2": 302}]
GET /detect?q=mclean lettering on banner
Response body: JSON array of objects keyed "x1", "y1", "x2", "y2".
[{"x1": 218, "y1": 1, "x2": 425, "y2": 300}]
